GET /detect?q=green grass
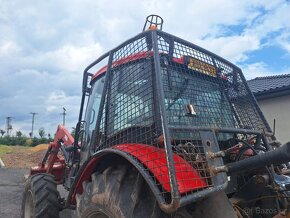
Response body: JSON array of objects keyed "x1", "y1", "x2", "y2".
[{"x1": 0, "y1": 145, "x2": 13, "y2": 158}]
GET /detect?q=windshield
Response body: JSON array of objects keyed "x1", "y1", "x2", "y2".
[
  {"x1": 87, "y1": 76, "x2": 105, "y2": 131},
  {"x1": 108, "y1": 61, "x2": 154, "y2": 135}
]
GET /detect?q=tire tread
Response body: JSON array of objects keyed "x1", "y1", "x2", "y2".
[
  {"x1": 76, "y1": 165, "x2": 190, "y2": 218},
  {"x1": 21, "y1": 173, "x2": 60, "y2": 218}
]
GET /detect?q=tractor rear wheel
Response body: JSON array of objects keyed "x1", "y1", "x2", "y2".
[
  {"x1": 76, "y1": 165, "x2": 191, "y2": 218},
  {"x1": 21, "y1": 173, "x2": 60, "y2": 218}
]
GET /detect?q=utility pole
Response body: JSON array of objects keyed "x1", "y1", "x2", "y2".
[
  {"x1": 30, "y1": 112, "x2": 37, "y2": 138},
  {"x1": 61, "y1": 107, "x2": 66, "y2": 126},
  {"x1": 5, "y1": 117, "x2": 13, "y2": 137}
]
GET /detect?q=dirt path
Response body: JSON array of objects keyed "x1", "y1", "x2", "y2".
[
  {"x1": 1, "y1": 145, "x2": 46, "y2": 168},
  {"x1": 0, "y1": 168, "x2": 28, "y2": 218}
]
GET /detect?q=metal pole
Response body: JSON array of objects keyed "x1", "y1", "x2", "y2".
[
  {"x1": 30, "y1": 112, "x2": 37, "y2": 138},
  {"x1": 5, "y1": 117, "x2": 8, "y2": 136},
  {"x1": 62, "y1": 107, "x2": 66, "y2": 126},
  {"x1": 5, "y1": 117, "x2": 13, "y2": 137}
]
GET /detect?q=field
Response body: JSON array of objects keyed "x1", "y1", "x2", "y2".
[
  {"x1": 0, "y1": 144, "x2": 48, "y2": 168},
  {"x1": 0, "y1": 145, "x2": 13, "y2": 158}
]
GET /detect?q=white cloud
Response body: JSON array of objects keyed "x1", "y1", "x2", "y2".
[
  {"x1": 48, "y1": 91, "x2": 66, "y2": 102},
  {"x1": 242, "y1": 61, "x2": 290, "y2": 79},
  {"x1": 46, "y1": 106, "x2": 57, "y2": 113},
  {"x1": 21, "y1": 43, "x2": 104, "y2": 73},
  {"x1": 196, "y1": 35, "x2": 261, "y2": 63},
  {"x1": 0, "y1": 41, "x2": 21, "y2": 56},
  {"x1": 276, "y1": 31, "x2": 290, "y2": 53},
  {"x1": 242, "y1": 62, "x2": 271, "y2": 79}
]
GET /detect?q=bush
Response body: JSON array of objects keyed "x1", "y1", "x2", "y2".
[
  {"x1": 25, "y1": 138, "x2": 33, "y2": 146},
  {"x1": 0, "y1": 136, "x2": 53, "y2": 146}
]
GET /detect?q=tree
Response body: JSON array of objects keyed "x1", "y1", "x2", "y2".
[
  {"x1": 16, "y1": 130, "x2": 23, "y2": 137},
  {"x1": 71, "y1": 127, "x2": 76, "y2": 137},
  {"x1": 0, "y1": 129, "x2": 5, "y2": 137},
  {"x1": 39, "y1": 127, "x2": 46, "y2": 138}
]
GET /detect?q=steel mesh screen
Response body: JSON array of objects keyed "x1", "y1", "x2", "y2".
[
  {"x1": 171, "y1": 129, "x2": 214, "y2": 192},
  {"x1": 225, "y1": 73, "x2": 269, "y2": 131},
  {"x1": 98, "y1": 37, "x2": 158, "y2": 147},
  {"x1": 156, "y1": 33, "x2": 270, "y2": 133},
  {"x1": 161, "y1": 66, "x2": 236, "y2": 129}
]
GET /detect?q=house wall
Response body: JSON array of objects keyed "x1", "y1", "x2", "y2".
[{"x1": 257, "y1": 94, "x2": 290, "y2": 144}]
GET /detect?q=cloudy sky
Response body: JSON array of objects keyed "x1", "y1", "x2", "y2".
[{"x1": 0, "y1": 0, "x2": 290, "y2": 136}]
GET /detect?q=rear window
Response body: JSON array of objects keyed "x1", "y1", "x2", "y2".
[{"x1": 161, "y1": 65, "x2": 235, "y2": 129}]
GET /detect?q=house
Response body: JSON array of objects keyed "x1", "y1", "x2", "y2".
[{"x1": 247, "y1": 74, "x2": 290, "y2": 144}]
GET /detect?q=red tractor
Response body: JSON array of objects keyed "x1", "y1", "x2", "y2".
[{"x1": 22, "y1": 15, "x2": 290, "y2": 218}]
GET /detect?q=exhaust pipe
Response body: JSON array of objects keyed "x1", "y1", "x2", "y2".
[{"x1": 214, "y1": 142, "x2": 290, "y2": 174}]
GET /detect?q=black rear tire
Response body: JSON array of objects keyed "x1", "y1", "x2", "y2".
[
  {"x1": 21, "y1": 173, "x2": 60, "y2": 218},
  {"x1": 76, "y1": 165, "x2": 191, "y2": 218}
]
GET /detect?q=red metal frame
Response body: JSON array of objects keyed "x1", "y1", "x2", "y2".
[{"x1": 92, "y1": 51, "x2": 152, "y2": 80}]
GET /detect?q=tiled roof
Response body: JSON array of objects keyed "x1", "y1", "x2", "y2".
[{"x1": 247, "y1": 74, "x2": 290, "y2": 94}]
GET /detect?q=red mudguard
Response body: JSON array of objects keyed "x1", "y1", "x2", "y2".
[
  {"x1": 70, "y1": 143, "x2": 207, "y2": 204},
  {"x1": 114, "y1": 144, "x2": 206, "y2": 193}
]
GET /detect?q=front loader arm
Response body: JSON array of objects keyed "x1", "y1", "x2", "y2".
[
  {"x1": 43, "y1": 125, "x2": 74, "y2": 171},
  {"x1": 30, "y1": 125, "x2": 74, "y2": 183}
]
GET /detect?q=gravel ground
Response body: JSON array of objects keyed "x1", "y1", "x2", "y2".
[
  {"x1": 0, "y1": 168, "x2": 77, "y2": 218},
  {"x1": 0, "y1": 168, "x2": 26, "y2": 218}
]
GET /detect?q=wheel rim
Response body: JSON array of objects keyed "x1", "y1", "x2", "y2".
[
  {"x1": 85, "y1": 210, "x2": 110, "y2": 218},
  {"x1": 24, "y1": 191, "x2": 34, "y2": 218}
]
